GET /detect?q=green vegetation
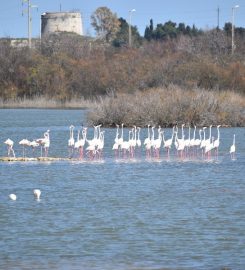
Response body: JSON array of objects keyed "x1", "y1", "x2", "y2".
[{"x1": 0, "y1": 7, "x2": 245, "y2": 126}]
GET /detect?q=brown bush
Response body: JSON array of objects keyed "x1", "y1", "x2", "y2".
[{"x1": 87, "y1": 86, "x2": 245, "y2": 127}]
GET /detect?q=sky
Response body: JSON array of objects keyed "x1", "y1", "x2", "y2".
[{"x1": 0, "y1": 0, "x2": 244, "y2": 38}]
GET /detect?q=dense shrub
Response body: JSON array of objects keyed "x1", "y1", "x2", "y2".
[
  {"x1": 0, "y1": 28, "x2": 244, "y2": 101},
  {"x1": 87, "y1": 86, "x2": 245, "y2": 127}
]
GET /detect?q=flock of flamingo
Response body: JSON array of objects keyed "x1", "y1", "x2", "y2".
[
  {"x1": 111, "y1": 124, "x2": 236, "y2": 160},
  {"x1": 3, "y1": 124, "x2": 236, "y2": 160},
  {"x1": 4, "y1": 130, "x2": 50, "y2": 158}
]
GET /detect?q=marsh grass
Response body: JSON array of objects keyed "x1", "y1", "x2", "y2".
[
  {"x1": 87, "y1": 85, "x2": 245, "y2": 127},
  {"x1": 0, "y1": 96, "x2": 95, "y2": 109}
]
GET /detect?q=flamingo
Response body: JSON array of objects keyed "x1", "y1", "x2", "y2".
[
  {"x1": 112, "y1": 140, "x2": 119, "y2": 157},
  {"x1": 86, "y1": 126, "x2": 101, "y2": 159},
  {"x1": 19, "y1": 139, "x2": 31, "y2": 158},
  {"x1": 112, "y1": 125, "x2": 120, "y2": 157},
  {"x1": 9, "y1": 194, "x2": 17, "y2": 201},
  {"x1": 92, "y1": 124, "x2": 102, "y2": 148},
  {"x1": 43, "y1": 130, "x2": 50, "y2": 157},
  {"x1": 147, "y1": 126, "x2": 156, "y2": 158},
  {"x1": 194, "y1": 129, "x2": 202, "y2": 147},
  {"x1": 152, "y1": 126, "x2": 162, "y2": 158},
  {"x1": 193, "y1": 129, "x2": 202, "y2": 156},
  {"x1": 86, "y1": 126, "x2": 100, "y2": 158},
  {"x1": 163, "y1": 126, "x2": 175, "y2": 156},
  {"x1": 230, "y1": 134, "x2": 236, "y2": 159},
  {"x1": 205, "y1": 136, "x2": 215, "y2": 159},
  {"x1": 190, "y1": 126, "x2": 196, "y2": 148},
  {"x1": 203, "y1": 125, "x2": 213, "y2": 158},
  {"x1": 118, "y1": 123, "x2": 124, "y2": 150},
  {"x1": 184, "y1": 126, "x2": 191, "y2": 149},
  {"x1": 144, "y1": 125, "x2": 151, "y2": 146},
  {"x1": 114, "y1": 124, "x2": 120, "y2": 144},
  {"x1": 75, "y1": 128, "x2": 87, "y2": 159},
  {"x1": 136, "y1": 127, "x2": 141, "y2": 147},
  {"x1": 175, "y1": 124, "x2": 185, "y2": 150},
  {"x1": 36, "y1": 130, "x2": 50, "y2": 157},
  {"x1": 213, "y1": 125, "x2": 221, "y2": 156},
  {"x1": 74, "y1": 129, "x2": 81, "y2": 149},
  {"x1": 121, "y1": 130, "x2": 132, "y2": 158},
  {"x1": 4, "y1": 138, "x2": 15, "y2": 157},
  {"x1": 175, "y1": 131, "x2": 185, "y2": 158},
  {"x1": 33, "y1": 189, "x2": 41, "y2": 200},
  {"x1": 86, "y1": 143, "x2": 96, "y2": 159},
  {"x1": 97, "y1": 131, "x2": 105, "y2": 158},
  {"x1": 68, "y1": 125, "x2": 75, "y2": 157},
  {"x1": 129, "y1": 126, "x2": 137, "y2": 157},
  {"x1": 205, "y1": 125, "x2": 212, "y2": 146},
  {"x1": 200, "y1": 127, "x2": 207, "y2": 156},
  {"x1": 29, "y1": 140, "x2": 40, "y2": 155}
]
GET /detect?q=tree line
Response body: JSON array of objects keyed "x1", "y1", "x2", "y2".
[{"x1": 0, "y1": 6, "x2": 245, "y2": 103}]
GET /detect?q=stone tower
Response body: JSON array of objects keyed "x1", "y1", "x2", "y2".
[{"x1": 41, "y1": 12, "x2": 83, "y2": 37}]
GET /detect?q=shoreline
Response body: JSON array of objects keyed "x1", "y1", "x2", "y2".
[
  {"x1": 0, "y1": 97, "x2": 94, "y2": 110},
  {"x1": 0, "y1": 106, "x2": 87, "y2": 110}
]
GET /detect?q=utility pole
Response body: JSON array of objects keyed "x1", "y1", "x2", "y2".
[
  {"x1": 22, "y1": 0, "x2": 38, "y2": 48},
  {"x1": 128, "y1": 9, "x2": 136, "y2": 47},
  {"x1": 217, "y1": 6, "x2": 220, "y2": 29},
  {"x1": 231, "y1": 5, "x2": 239, "y2": 55}
]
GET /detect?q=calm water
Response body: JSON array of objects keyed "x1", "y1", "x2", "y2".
[{"x1": 0, "y1": 109, "x2": 244, "y2": 270}]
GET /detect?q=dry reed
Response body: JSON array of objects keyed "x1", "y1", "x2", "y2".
[
  {"x1": 0, "y1": 96, "x2": 96, "y2": 109},
  {"x1": 87, "y1": 85, "x2": 245, "y2": 127}
]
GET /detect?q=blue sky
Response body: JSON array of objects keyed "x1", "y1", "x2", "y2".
[{"x1": 0, "y1": 0, "x2": 244, "y2": 38}]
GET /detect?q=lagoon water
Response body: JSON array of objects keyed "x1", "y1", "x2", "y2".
[{"x1": 0, "y1": 109, "x2": 244, "y2": 270}]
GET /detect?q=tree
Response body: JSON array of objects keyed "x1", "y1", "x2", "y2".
[
  {"x1": 91, "y1": 7, "x2": 120, "y2": 43},
  {"x1": 178, "y1": 23, "x2": 186, "y2": 34},
  {"x1": 113, "y1": 17, "x2": 142, "y2": 47},
  {"x1": 144, "y1": 19, "x2": 154, "y2": 40},
  {"x1": 224, "y1": 22, "x2": 232, "y2": 36},
  {"x1": 112, "y1": 18, "x2": 128, "y2": 47}
]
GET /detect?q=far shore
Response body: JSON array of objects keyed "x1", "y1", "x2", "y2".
[{"x1": 0, "y1": 97, "x2": 93, "y2": 110}]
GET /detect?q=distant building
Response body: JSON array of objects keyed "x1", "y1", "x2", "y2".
[{"x1": 41, "y1": 12, "x2": 83, "y2": 38}]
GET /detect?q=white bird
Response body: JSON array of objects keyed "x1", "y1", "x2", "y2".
[
  {"x1": 36, "y1": 130, "x2": 50, "y2": 157},
  {"x1": 184, "y1": 126, "x2": 191, "y2": 148},
  {"x1": 118, "y1": 123, "x2": 124, "y2": 148},
  {"x1": 74, "y1": 128, "x2": 87, "y2": 159},
  {"x1": 112, "y1": 125, "x2": 120, "y2": 152},
  {"x1": 68, "y1": 125, "x2": 75, "y2": 157},
  {"x1": 114, "y1": 124, "x2": 120, "y2": 144},
  {"x1": 230, "y1": 134, "x2": 236, "y2": 159},
  {"x1": 144, "y1": 125, "x2": 151, "y2": 146},
  {"x1": 200, "y1": 127, "x2": 207, "y2": 154},
  {"x1": 194, "y1": 129, "x2": 202, "y2": 147},
  {"x1": 136, "y1": 127, "x2": 141, "y2": 147},
  {"x1": 205, "y1": 136, "x2": 215, "y2": 158},
  {"x1": 152, "y1": 127, "x2": 162, "y2": 158},
  {"x1": 213, "y1": 125, "x2": 221, "y2": 156},
  {"x1": 175, "y1": 131, "x2": 185, "y2": 158},
  {"x1": 33, "y1": 189, "x2": 41, "y2": 200},
  {"x1": 9, "y1": 193, "x2": 17, "y2": 201},
  {"x1": 163, "y1": 126, "x2": 175, "y2": 156},
  {"x1": 4, "y1": 138, "x2": 15, "y2": 157},
  {"x1": 189, "y1": 126, "x2": 196, "y2": 147},
  {"x1": 29, "y1": 140, "x2": 39, "y2": 148},
  {"x1": 121, "y1": 130, "x2": 132, "y2": 157},
  {"x1": 19, "y1": 139, "x2": 31, "y2": 158},
  {"x1": 43, "y1": 130, "x2": 50, "y2": 157},
  {"x1": 74, "y1": 129, "x2": 81, "y2": 149}
]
